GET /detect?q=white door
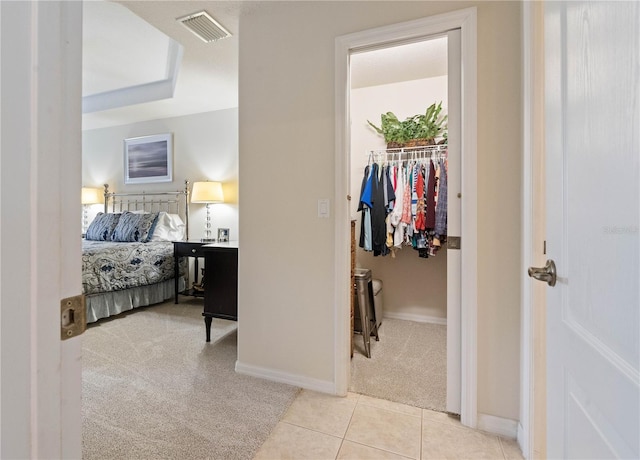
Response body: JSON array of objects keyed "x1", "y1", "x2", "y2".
[
  {"x1": 542, "y1": 2, "x2": 639, "y2": 458},
  {"x1": 0, "y1": 2, "x2": 83, "y2": 458}
]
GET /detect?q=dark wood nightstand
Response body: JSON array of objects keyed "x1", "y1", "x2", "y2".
[
  {"x1": 203, "y1": 242, "x2": 238, "y2": 342},
  {"x1": 173, "y1": 241, "x2": 208, "y2": 303}
]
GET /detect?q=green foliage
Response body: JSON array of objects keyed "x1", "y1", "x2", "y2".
[
  {"x1": 367, "y1": 112, "x2": 405, "y2": 143},
  {"x1": 367, "y1": 102, "x2": 448, "y2": 144},
  {"x1": 417, "y1": 102, "x2": 448, "y2": 140}
]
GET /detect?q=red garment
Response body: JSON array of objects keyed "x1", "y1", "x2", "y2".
[
  {"x1": 414, "y1": 165, "x2": 426, "y2": 230},
  {"x1": 416, "y1": 165, "x2": 424, "y2": 197}
]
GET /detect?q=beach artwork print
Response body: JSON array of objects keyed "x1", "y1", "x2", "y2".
[{"x1": 124, "y1": 133, "x2": 173, "y2": 184}]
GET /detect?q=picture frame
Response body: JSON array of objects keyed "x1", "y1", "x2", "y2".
[
  {"x1": 124, "y1": 133, "x2": 173, "y2": 184},
  {"x1": 217, "y1": 228, "x2": 229, "y2": 242}
]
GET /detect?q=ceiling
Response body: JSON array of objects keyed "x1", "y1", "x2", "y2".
[
  {"x1": 82, "y1": 1, "x2": 447, "y2": 131},
  {"x1": 82, "y1": 1, "x2": 241, "y2": 130},
  {"x1": 350, "y1": 37, "x2": 448, "y2": 89}
]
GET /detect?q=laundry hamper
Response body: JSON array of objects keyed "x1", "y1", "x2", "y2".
[{"x1": 354, "y1": 271, "x2": 383, "y2": 333}]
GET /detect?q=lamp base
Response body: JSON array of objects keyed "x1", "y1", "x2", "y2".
[{"x1": 200, "y1": 238, "x2": 216, "y2": 243}]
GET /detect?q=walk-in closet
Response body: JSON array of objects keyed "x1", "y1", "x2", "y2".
[{"x1": 348, "y1": 36, "x2": 456, "y2": 413}]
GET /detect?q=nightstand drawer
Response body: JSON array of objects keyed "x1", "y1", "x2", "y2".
[{"x1": 174, "y1": 241, "x2": 207, "y2": 258}]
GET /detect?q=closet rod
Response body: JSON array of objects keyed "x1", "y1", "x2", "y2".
[{"x1": 367, "y1": 144, "x2": 448, "y2": 156}]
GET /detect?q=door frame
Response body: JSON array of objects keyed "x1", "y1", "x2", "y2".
[
  {"x1": 334, "y1": 7, "x2": 478, "y2": 427},
  {"x1": 521, "y1": 2, "x2": 546, "y2": 457}
]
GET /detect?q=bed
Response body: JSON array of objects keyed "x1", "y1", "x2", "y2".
[{"x1": 83, "y1": 182, "x2": 191, "y2": 323}]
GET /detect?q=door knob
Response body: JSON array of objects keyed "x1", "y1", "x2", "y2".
[{"x1": 528, "y1": 259, "x2": 557, "y2": 287}]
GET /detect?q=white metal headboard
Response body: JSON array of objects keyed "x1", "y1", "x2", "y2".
[{"x1": 103, "y1": 180, "x2": 191, "y2": 240}]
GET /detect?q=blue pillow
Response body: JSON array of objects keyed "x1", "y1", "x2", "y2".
[
  {"x1": 111, "y1": 211, "x2": 159, "y2": 242},
  {"x1": 85, "y1": 213, "x2": 121, "y2": 241}
]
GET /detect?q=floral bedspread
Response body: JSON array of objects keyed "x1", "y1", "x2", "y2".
[{"x1": 82, "y1": 240, "x2": 185, "y2": 295}]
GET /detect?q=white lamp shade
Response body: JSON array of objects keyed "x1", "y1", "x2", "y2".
[
  {"x1": 81, "y1": 187, "x2": 103, "y2": 205},
  {"x1": 191, "y1": 181, "x2": 224, "y2": 203}
]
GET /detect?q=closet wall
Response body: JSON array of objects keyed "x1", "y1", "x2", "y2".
[{"x1": 350, "y1": 76, "x2": 448, "y2": 322}]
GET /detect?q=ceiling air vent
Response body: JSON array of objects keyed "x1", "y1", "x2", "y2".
[{"x1": 177, "y1": 11, "x2": 231, "y2": 43}]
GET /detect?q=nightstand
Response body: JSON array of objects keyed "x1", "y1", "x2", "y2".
[
  {"x1": 173, "y1": 241, "x2": 207, "y2": 303},
  {"x1": 202, "y1": 241, "x2": 238, "y2": 342}
]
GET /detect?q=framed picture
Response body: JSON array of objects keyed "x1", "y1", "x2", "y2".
[
  {"x1": 217, "y1": 228, "x2": 229, "y2": 242},
  {"x1": 124, "y1": 133, "x2": 173, "y2": 184}
]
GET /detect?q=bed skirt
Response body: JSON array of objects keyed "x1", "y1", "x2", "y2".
[{"x1": 86, "y1": 276, "x2": 186, "y2": 323}]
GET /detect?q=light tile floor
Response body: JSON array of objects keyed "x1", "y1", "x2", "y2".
[{"x1": 254, "y1": 390, "x2": 524, "y2": 460}]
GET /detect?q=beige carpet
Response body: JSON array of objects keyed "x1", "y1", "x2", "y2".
[
  {"x1": 349, "y1": 318, "x2": 447, "y2": 412},
  {"x1": 82, "y1": 299, "x2": 300, "y2": 460}
]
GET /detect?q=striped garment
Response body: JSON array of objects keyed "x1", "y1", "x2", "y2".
[{"x1": 434, "y1": 158, "x2": 448, "y2": 238}]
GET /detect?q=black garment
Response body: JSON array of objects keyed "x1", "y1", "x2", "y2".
[
  {"x1": 369, "y1": 164, "x2": 389, "y2": 256},
  {"x1": 359, "y1": 163, "x2": 396, "y2": 257},
  {"x1": 425, "y1": 160, "x2": 437, "y2": 229}
]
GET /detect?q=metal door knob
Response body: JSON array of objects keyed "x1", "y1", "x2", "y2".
[{"x1": 528, "y1": 259, "x2": 557, "y2": 287}]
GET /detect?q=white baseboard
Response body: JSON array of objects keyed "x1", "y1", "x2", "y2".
[
  {"x1": 517, "y1": 422, "x2": 528, "y2": 458},
  {"x1": 235, "y1": 360, "x2": 335, "y2": 394},
  {"x1": 477, "y1": 413, "x2": 519, "y2": 439},
  {"x1": 383, "y1": 311, "x2": 447, "y2": 325}
]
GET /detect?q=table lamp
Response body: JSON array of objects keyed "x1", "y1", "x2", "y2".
[
  {"x1": 191, "y1": 181, "x2": 224, "y2": 242},
  {"x1": 81, "y1": 186, "x2": 103, "y2": 234}
]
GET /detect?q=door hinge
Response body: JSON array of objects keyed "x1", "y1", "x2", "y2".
[
  {"x1": 61, "y1": 294, "x2": 86, "y2": 340},
  {"x1": 544, "y1": 240, "x2": 547, "y2": 255}
]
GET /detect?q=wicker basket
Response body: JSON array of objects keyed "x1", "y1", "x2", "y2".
[
  {"x1": 386, "y1": 138, "x2": 436, "y2": 149},
  {"x1": 408, "y1": 138, "x2": 436, "y2": 147}
]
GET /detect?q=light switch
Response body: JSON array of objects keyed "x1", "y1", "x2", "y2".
[{"x1": 318, "y1": 199, "x2": 330, "y2": 218}]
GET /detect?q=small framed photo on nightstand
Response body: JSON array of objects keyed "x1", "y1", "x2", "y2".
[{"x1": 217, "y1": 228, "x2": 229, "y2": 242}]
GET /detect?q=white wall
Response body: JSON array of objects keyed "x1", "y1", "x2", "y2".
[
  {"x1": 82, "y1": 108, "x2": 239, "y2": 242},
  {"x1": 351, "y1": 76, "x2": 448, "y2": 321},
  {"x1": 238, "y1": 1, "x2": 521, "y2": 421}
]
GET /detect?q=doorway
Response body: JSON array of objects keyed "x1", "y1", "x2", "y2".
[
  {"x1": 348, "y1": 36, "x2": 452, "y2": 413},
  {"x1": 334, "y1": 8, "x2": 478, "y2": 428}
]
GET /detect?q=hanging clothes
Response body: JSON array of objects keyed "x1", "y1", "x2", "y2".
[
  {"x1": 370, "y1": 163, "x2": 394, "y2": 256},
  {"x1": 359, "y1": 163, "x2": 393, "y2": 256},
  {"x1": 434, "y1": 158, "x2": 448, "y2": 245},
  {"x1": 389, "y1": 165, "x2": 405, "y2": 248},
  {"x1": 400, "y1": 166, "x2": 412, "y2": 232},
  {"x1": 384, "y1": 165, "x2": 397, "y2": 251},
  {"x1": 358, "y1": 165, "x2": 373, "y2": 251},
  {"x1": 425, "y1": 160, "x2": 437, "y2": 229},
  {"x1": 414, "y1": 164, "x2": 426, "y2": 231},
  {"x1": 358, "y1": 147, "x2": 448, "y2": 259}
]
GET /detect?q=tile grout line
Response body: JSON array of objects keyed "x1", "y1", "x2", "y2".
[
  {"x1": 420, "y1": 408, "x2": 424, "y2": 460},
  {"x1": 277, "y1": 420, "x2": 344, "y2": 442},
  {"x1": 341, "y1": 439, "x2": 416, "y2": 460},
  {"x1": 498, "y1": 436, "x2": 508, "y2": 459},
  {"x1": 334, "y1": 438, "x2": 345, "y2": 460},
  {"x1": 351, "y1": 395, "x2": 423, "y2": 460},
  {"x1": 333, "y1": 396, "x2": 358, "y2": 460},
  {"x1": 355, "y1": 394, "x2": 423, "y2": 419}
]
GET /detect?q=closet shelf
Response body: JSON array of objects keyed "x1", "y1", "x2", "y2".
[{"x1": 367, "y1": 144, "x2": 448, "y2": 163}]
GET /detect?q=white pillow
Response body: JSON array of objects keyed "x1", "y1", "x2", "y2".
[{"x1": 150, "y1": 212, "x2": 186, "y2": 241}]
